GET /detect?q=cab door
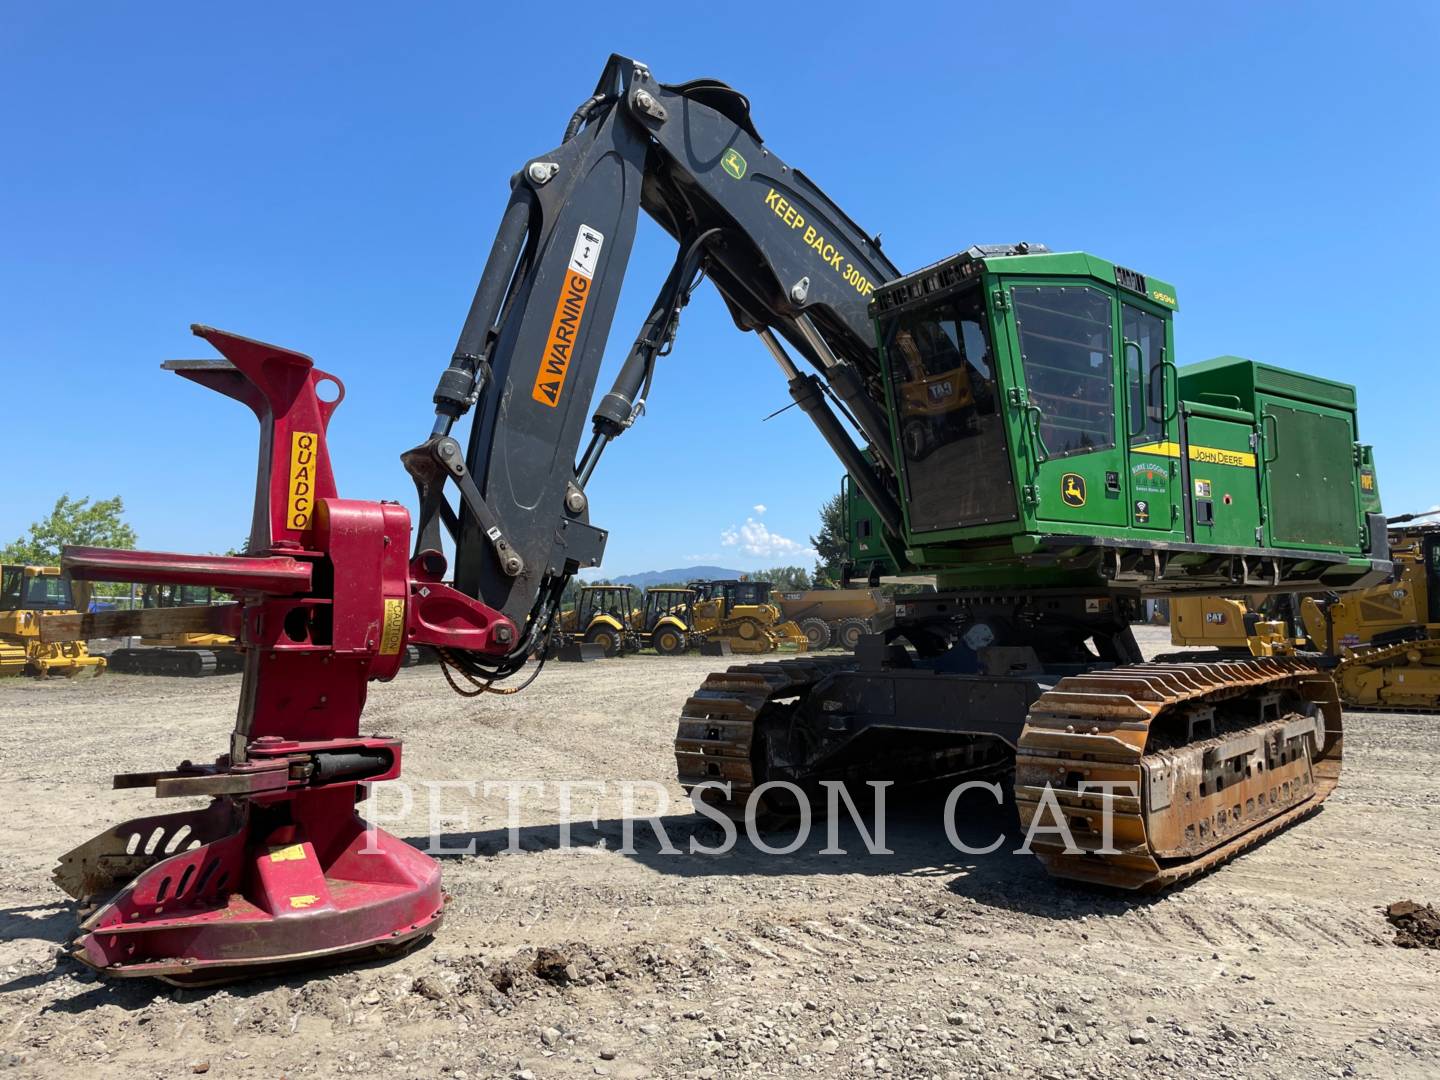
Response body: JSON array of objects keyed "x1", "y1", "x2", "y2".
[
  {"x1": 1003, "y1": 281, "x2": 1128, "y2": 528},
  {"x1": 1121, "y1": 301, "x2": 1180, "y2": 533}
]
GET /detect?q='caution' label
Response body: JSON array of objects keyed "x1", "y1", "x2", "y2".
[{"x1": 380, "y1": 597, "x2": 405, "y2": 655}]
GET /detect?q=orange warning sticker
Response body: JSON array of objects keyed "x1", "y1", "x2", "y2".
[{"x1": 532, "y1": 225, "x2": 604, "y2": 408}]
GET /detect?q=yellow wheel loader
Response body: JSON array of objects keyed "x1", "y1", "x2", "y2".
[
  {"x1": 0, "y1": 565, "x2": 106, "y2": 677},
  {"x1": 688, "y1": 580, "x2": 809, "y2": 654}
]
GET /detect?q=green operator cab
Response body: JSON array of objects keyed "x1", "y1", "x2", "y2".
[{"x1": 847, "y1": 245, "x2": 1387, "y2": 594}]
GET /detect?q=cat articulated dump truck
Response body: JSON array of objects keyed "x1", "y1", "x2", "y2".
[
  {"x1": 0, "y1": 565, "x2": 105, "y2": 677},
  {"x1": 774, "y1": 587, "x2": 894, "y2": 650},
  {"x1": 1170, "y1": 515, "x2": 1439, "y2": 710},
  {"x1": 52, "y1": 55, "x2": 1393, "y2": 985}
]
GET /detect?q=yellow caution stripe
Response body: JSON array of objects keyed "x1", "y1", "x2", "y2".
[{"x1": 1132, "y1": 441, "x2": 1256, "y2": 468}]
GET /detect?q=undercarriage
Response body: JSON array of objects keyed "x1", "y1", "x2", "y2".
[{"x1": 675, "y1": 593, "x2": 1342, "y2": 890}]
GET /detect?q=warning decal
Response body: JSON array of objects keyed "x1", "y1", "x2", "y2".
[
  {"x1": 380, "y1": 597, "x2": 405, "y2": 655},
  {"x1": 532, "y1": 225, "x2": 604, "y2": 408}
]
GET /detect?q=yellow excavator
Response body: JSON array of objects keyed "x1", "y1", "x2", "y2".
[
  {"x1": 688, "y1": 579, "x2": 810, "y2": 654},
  {"x1": 0, "y1": 565, "x2": 106, "y2": 677},
  {"x1": 108, "y1": 583, "x2": 244, "y2": 676},
  {"x1": 1169, "y1": 514, "x2": 1440, "y2": 710}
]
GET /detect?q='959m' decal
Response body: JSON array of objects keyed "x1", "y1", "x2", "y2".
[{"x1": 532, "y1": 225, "x2": 604, "y2": 408}]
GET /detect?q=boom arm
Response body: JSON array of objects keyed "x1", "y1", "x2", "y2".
[{"x1": 405, "y1": 55, "x2": 902, "y2": 671}]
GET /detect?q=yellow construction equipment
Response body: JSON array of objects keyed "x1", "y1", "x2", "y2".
[
  {"x1": 688, "y1": 579, "x2": 810, "y2": 654},
  {"x1": 772, "y1": 587, "x2": 894, "y2": 650},
  {"x1": 1168, "y1": 517, "x2": 1440, "y2": 710},
  {"x1": 1301, "y1": 519, "x2": 1440, "y2": 710},
  {"x1": 557, "y1": 584, "x2": 641, "y2": 656},
  {"x1": 0, "y1": 565, "x2": 106, "y2": 677},
  {"x1": 1168, "y1": 594, "x2": 1297, "y2": 658},
  {"x1": 108, "y1": 584, "x2": 243, "y2": 676}
]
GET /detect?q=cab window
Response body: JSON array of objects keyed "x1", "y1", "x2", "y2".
[{"x1": 1012, "y1": 285, "x2": 1115, "y2": 457}]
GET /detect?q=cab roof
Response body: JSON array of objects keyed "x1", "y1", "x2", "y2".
[{"x1": 871, "y1": 245, "x2": 1179, "y2": 318}]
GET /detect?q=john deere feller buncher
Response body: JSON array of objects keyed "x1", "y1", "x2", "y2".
[{"x1": 51, "y1": 55, "x2": 1392, "y2": 984}]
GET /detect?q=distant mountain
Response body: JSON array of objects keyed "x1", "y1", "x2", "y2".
[{"x1": 602, "y1": 565, "x2": 745, "y2": 588}]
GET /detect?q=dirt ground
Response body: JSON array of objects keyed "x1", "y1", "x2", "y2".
[{"x1": 1, "y1": 626, "x2": 1437, "y2": 1079}]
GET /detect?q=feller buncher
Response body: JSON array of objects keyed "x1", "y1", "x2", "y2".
[
  {"x1": 1170, "y1": 514, "x2": 1440, "y2": 709},
  {"x1": 0, "y1": 565, "x2": 106, "y2": 677},
  {"x1": 49, "y1": 55, "x2": 1395, "y2": 985},
  {"x1": 689, "y1": 579, "x2": 810, "y2": 653}
]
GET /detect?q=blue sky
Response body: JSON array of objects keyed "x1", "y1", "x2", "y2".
[{"x1": 3, "y1": 4, "x2": 1435, "y2": 575}]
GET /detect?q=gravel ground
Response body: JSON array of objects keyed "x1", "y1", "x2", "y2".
[{"x1": 1, "y1": 626, "x2": 1437, "y2": 1079}]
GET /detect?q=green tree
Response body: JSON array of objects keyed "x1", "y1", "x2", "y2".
[
  {"x1": 810, "y1": 492, "x2": 846, "y2": 586},
  {"x1": 1, "y1": 495, "x2": 137, "y2": 566},
  {"x1": 751, "y1": 565, "x2": 812, "y2": 590}
]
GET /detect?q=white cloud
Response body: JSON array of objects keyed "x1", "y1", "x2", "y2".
[
  {"x1": 721, "y1": 516, "x2": 816, "y2": 560},
  {"x1": 752, "y1": 504, "x2": 767, "y2": 515}
]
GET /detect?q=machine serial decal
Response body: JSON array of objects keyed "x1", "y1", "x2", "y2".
[
  {"x1": 762, "y1": 188, "x2": 874, "y2": 297},
  {"x1": 1132, "y1": 440, "x2": 1256, "y2": 468},
  {"x1": 287, "y1": 431, "x2": 318, "y2": 530},
  {"x1": 380, "y1": 597, "x2": 405, "y2": 655},
  {"x1": 721, "y1": 148, "x2": 747, "y2": 179},
  {"x1": 532, "y1": 224, "x2": 605, "y2": 408},
  {"x1": 1061, "y1": 473, "x2": 1087, "y2": 507}
]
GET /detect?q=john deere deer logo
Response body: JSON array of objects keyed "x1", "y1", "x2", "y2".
[
  {"x1": 1061, "y1": 473, "x2": 1086, "y2": 507},
  {"x1": 721, "y1": 148, "x2": 747, "y2": 180}
]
